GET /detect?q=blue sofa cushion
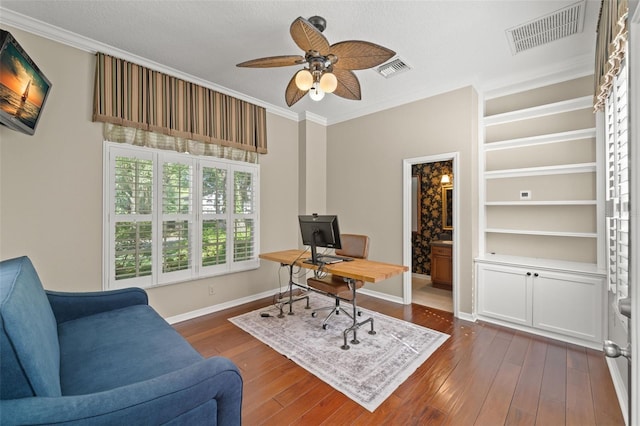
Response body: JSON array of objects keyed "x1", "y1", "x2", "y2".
[
  {"x1": 58, "y1": 304, "x2": 204, "y2": 395},
  {"x1": 0, "y1": 256, "x2": 61, "y2": 399}
]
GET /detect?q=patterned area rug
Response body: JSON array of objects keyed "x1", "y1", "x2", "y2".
[{"x1": 229, "y1": 292, "x2": 449, "y2": 412}]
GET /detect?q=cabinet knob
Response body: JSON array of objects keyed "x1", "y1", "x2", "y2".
[
  {"x1": 526, "y1": 272, "x2": 532, "y2": 276},
  {"x1": 534, "y1": 273, "x2": 539, "y2": 277}
]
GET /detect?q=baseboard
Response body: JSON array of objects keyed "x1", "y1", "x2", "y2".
[
  {"x1": 358, "y1": 288, "x2": 404, "y2": 305},
  {"x1": 165, "y1": 286, "x2": 471, "y2": 326},
  {"x1": 165, "y1": 286, "x2": 405, "y2": 324},
  {"x1": 606, "y1": 357, "x2": 629, "y2": 426},
  {"x1": 165, "y1": 288, "x2": 280, "y2": 324},
  {"x1": 456, "y1": 311, "x2": 475, "y2": 322},
  {"x1": 412, "y1": 272, "x2": 431, "y2": 280},
  {"x1": 475, "y1": 315, "x2": 603, "y2": 350}
]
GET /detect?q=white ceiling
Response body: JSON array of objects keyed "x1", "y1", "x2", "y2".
[{"x1": 0, "y1": 1, "x2": 600, "y2": 124}]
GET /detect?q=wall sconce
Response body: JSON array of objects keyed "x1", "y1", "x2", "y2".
[{"x1": 441, "y1": 174, "x2": 450, "y2": 184}]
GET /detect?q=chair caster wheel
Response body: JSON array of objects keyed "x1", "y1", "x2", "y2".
[
  {"x1": 322, "y1": 324, "x2": 328, "y2": 330},
  {"x1": 311, "y1": 312, "x2": 317, "y2": 318}
]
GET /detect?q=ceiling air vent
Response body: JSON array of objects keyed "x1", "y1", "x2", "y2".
[
  {"x1": 376, "y1": 58, "x2": 411, "y2": 78},
  {"x1": 506, "y1": 0, "x2": 586, "y2": 55}
]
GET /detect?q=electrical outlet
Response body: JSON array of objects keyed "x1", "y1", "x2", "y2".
[{"x1": 208, "y1": 285, "x2": 215, "y2": 296}]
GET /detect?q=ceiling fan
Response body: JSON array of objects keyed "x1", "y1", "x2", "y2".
[{"x1": 236, "y1": 16, "x2": 395, "y2": 106}]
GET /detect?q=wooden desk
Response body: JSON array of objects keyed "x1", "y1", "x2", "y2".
[
  {"x1": 259, "y1": 249, "x2": 408, "y2": 283},
  {"x1": 259, "y1": 249, "x2": 408, "y2": 349}
]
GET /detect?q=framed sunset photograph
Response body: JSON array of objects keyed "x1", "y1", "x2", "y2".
[{"x1": 0, "y1": 29, "x2": 52, "y2": 135}]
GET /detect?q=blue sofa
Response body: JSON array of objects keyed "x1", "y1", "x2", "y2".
[{"x1": 0, "y1": 256, "x2": 243, "y2": 425}]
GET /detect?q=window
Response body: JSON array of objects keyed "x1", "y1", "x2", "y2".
[{"x1": 104, "y1": 142, "x2": 259, "y2": 289}]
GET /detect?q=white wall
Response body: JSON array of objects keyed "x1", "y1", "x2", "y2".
[{"x1": 0, "y1": 26, "x2": 300, "y2": 318}]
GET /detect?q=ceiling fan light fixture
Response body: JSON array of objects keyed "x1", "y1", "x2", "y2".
[
  {"x1": 238, "y1": 16, "x2": 395, "y2": 107},
  {"x1": 295, "y1": 69, "x2": 313, "y2": 91},
  {"x1": 319, "y1": 72, "x2": 338, "y2": 93},
  {"x1": 309, "y1": 82, "x2": 325, "y2": 101}
]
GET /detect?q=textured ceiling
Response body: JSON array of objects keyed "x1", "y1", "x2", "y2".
[{"x1": 0, "y1": 1, "x2": 600, "y2": 124}]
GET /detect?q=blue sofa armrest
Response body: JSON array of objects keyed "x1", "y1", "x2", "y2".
[
  {"x1": 0, "y1": 356, "x2": 243, "y2": 425},
  {"x1": 46, "y1": 287, "x2": 149, "y2": 324}
]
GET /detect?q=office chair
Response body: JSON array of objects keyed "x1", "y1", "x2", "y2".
[{"x1": 307, "y1": 234, "x2": 369, "y2": 330}]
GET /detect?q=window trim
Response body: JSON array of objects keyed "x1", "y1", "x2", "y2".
[{"x1": 103, "y1": 142, "x2": 260, "y2": 290}]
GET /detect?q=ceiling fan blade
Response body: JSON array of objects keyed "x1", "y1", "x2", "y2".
[
  {"x1": 332, "y1": 69, "x2": 361, "y2": 100},
  {"x1": 330, "y1": 41, "x2": 395, "y2": 70},
  {"x1": 285, "y1": 73, "x2": 307, "y2": 106},
  {"x1": 290, "y1": 17, "x2": 330, "y2": 55},
  {"x1": 236, "y1": 55, "x2": 305, "y2": 68}
]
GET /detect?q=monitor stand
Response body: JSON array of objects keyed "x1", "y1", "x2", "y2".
[{"x1": 303, "y1": 230, "x2": 320, "y2": 265}]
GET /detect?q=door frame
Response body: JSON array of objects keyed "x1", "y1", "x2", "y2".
[
  {"x1": 629, "y1": 5, "x2": 639, "y2": 424},
  {"x1": 402, "y1": 152, "x2": 460, "y2": 317}
]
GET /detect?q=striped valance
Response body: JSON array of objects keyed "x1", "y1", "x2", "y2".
[
  {"x1": 594, "y1": 0, "x2": 628, "y2": 111},
  {"x1": 93, "y1": 53, "x2": 267, "y2": 154}
]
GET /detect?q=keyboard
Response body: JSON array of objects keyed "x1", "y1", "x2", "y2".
[{"x1": 316, "y1": 254, "x2": 353, "y2": 264}]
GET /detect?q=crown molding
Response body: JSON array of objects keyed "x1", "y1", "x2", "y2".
[
  {"x1": 0, "y1": 7, "x2": 300, "y2": 123},
  {"x1": 0, "y1": 7, "x2": 598, "y2": 128},
  {"x1": 325, "y1": 78, "x2": 475, "y2": 125},
  {"x1": 481, "y1": 54, "x2": 594, "y2": 99},
  {"x1": 324, "y1": 54, "x2": 594, "y2": 125},
  {"x1": 302, "y1": 111, "x2": 328, "y2": 126}
]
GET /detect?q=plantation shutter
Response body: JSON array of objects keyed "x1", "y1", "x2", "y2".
[
  {"x1": 200, "y1": 163, "x2": 229, "y2": 274},
  {"x1": 605, "y1": 61, "x2": 629, "y2": 303},
  {"x1": 111, "y1": 149, "x2": 154, "y2": 286},
  {"x1": 160, "y1": 157, "x2": 195, "y2": 282},
  {"x1": 232, "y1": 167, "x2": 258, "y2": 266}
]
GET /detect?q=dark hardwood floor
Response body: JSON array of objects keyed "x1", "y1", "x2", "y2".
[{"x1": 173, "y1": 293, "x2": 625, "y2": 425}]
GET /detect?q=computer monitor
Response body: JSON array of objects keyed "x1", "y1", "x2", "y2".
[{"x1": 298, "y1": 214, "x2": 342, "y2": 265}]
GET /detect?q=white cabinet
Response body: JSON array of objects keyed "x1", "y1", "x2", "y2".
[
  {"x1": 532, "y1": 271, "x2": 603, "y2": 342},
  {"x1": 476, "y1": 256, "x2": 605, "y2": 346},
  {"x1": 477, "y1": 263, "x2": 531, "y2": 326}
]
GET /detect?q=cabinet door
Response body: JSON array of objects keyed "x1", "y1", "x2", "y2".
[
  {"x1": 477, "y1": 264, "x2": 531, "y2": 326},
  {"x1": 532, "y1": 271, "x2": 604, "y2": 342},
  {"x1": 431, "y1": 246, "x2": 452, "y2": 289}
]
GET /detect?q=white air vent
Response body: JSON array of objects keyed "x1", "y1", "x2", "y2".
[
  {"x1": 506, "y1": 0, "x2": 586, "y2": 55},
  {"x1": 376, "y1": 58, "x2": 411, "y2": 78}
]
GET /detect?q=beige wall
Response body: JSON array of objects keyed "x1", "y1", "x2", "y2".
[
  {"x1": 0, "y1": 27, "x2": 103, "y2": 292},
  {"x1": 326, "y1": 87, "x2": 479, "y2": 313},
  {"x1": 483, "y1": 76, "x2": 597, "y2": 264},
  {"x1": 0, "y1": 26, "x2": 480, "y2": 318},
  {"x1": 298, "y1": 119, "x2": 327, "y2": 215},
  {"x1": 0, "y1": 27, "x2": 300, "y2": 318}
]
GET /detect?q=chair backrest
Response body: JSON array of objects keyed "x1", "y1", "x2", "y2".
[
  {"x1": 0, "y1": 256, "x2": 61, "y2": 399},
  {"x1": 335, "y1": 234, "x2": 369, "y2": 259}
]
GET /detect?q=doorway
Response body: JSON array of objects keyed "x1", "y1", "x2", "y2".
[{"x1": 402, "y1": 153, "x2": 459, "y2": 315}]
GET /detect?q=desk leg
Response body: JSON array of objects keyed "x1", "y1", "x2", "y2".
[
  {"x1": 341, "y1": 279, "x2": 376, "y2": 350},
  {"x1": 278, "y1": 262, "x2": 310, "y2": 318}
]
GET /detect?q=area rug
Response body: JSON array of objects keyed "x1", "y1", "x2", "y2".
[{"x1": 229, "y1": 292, "x2": 449, "y2": 412}]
